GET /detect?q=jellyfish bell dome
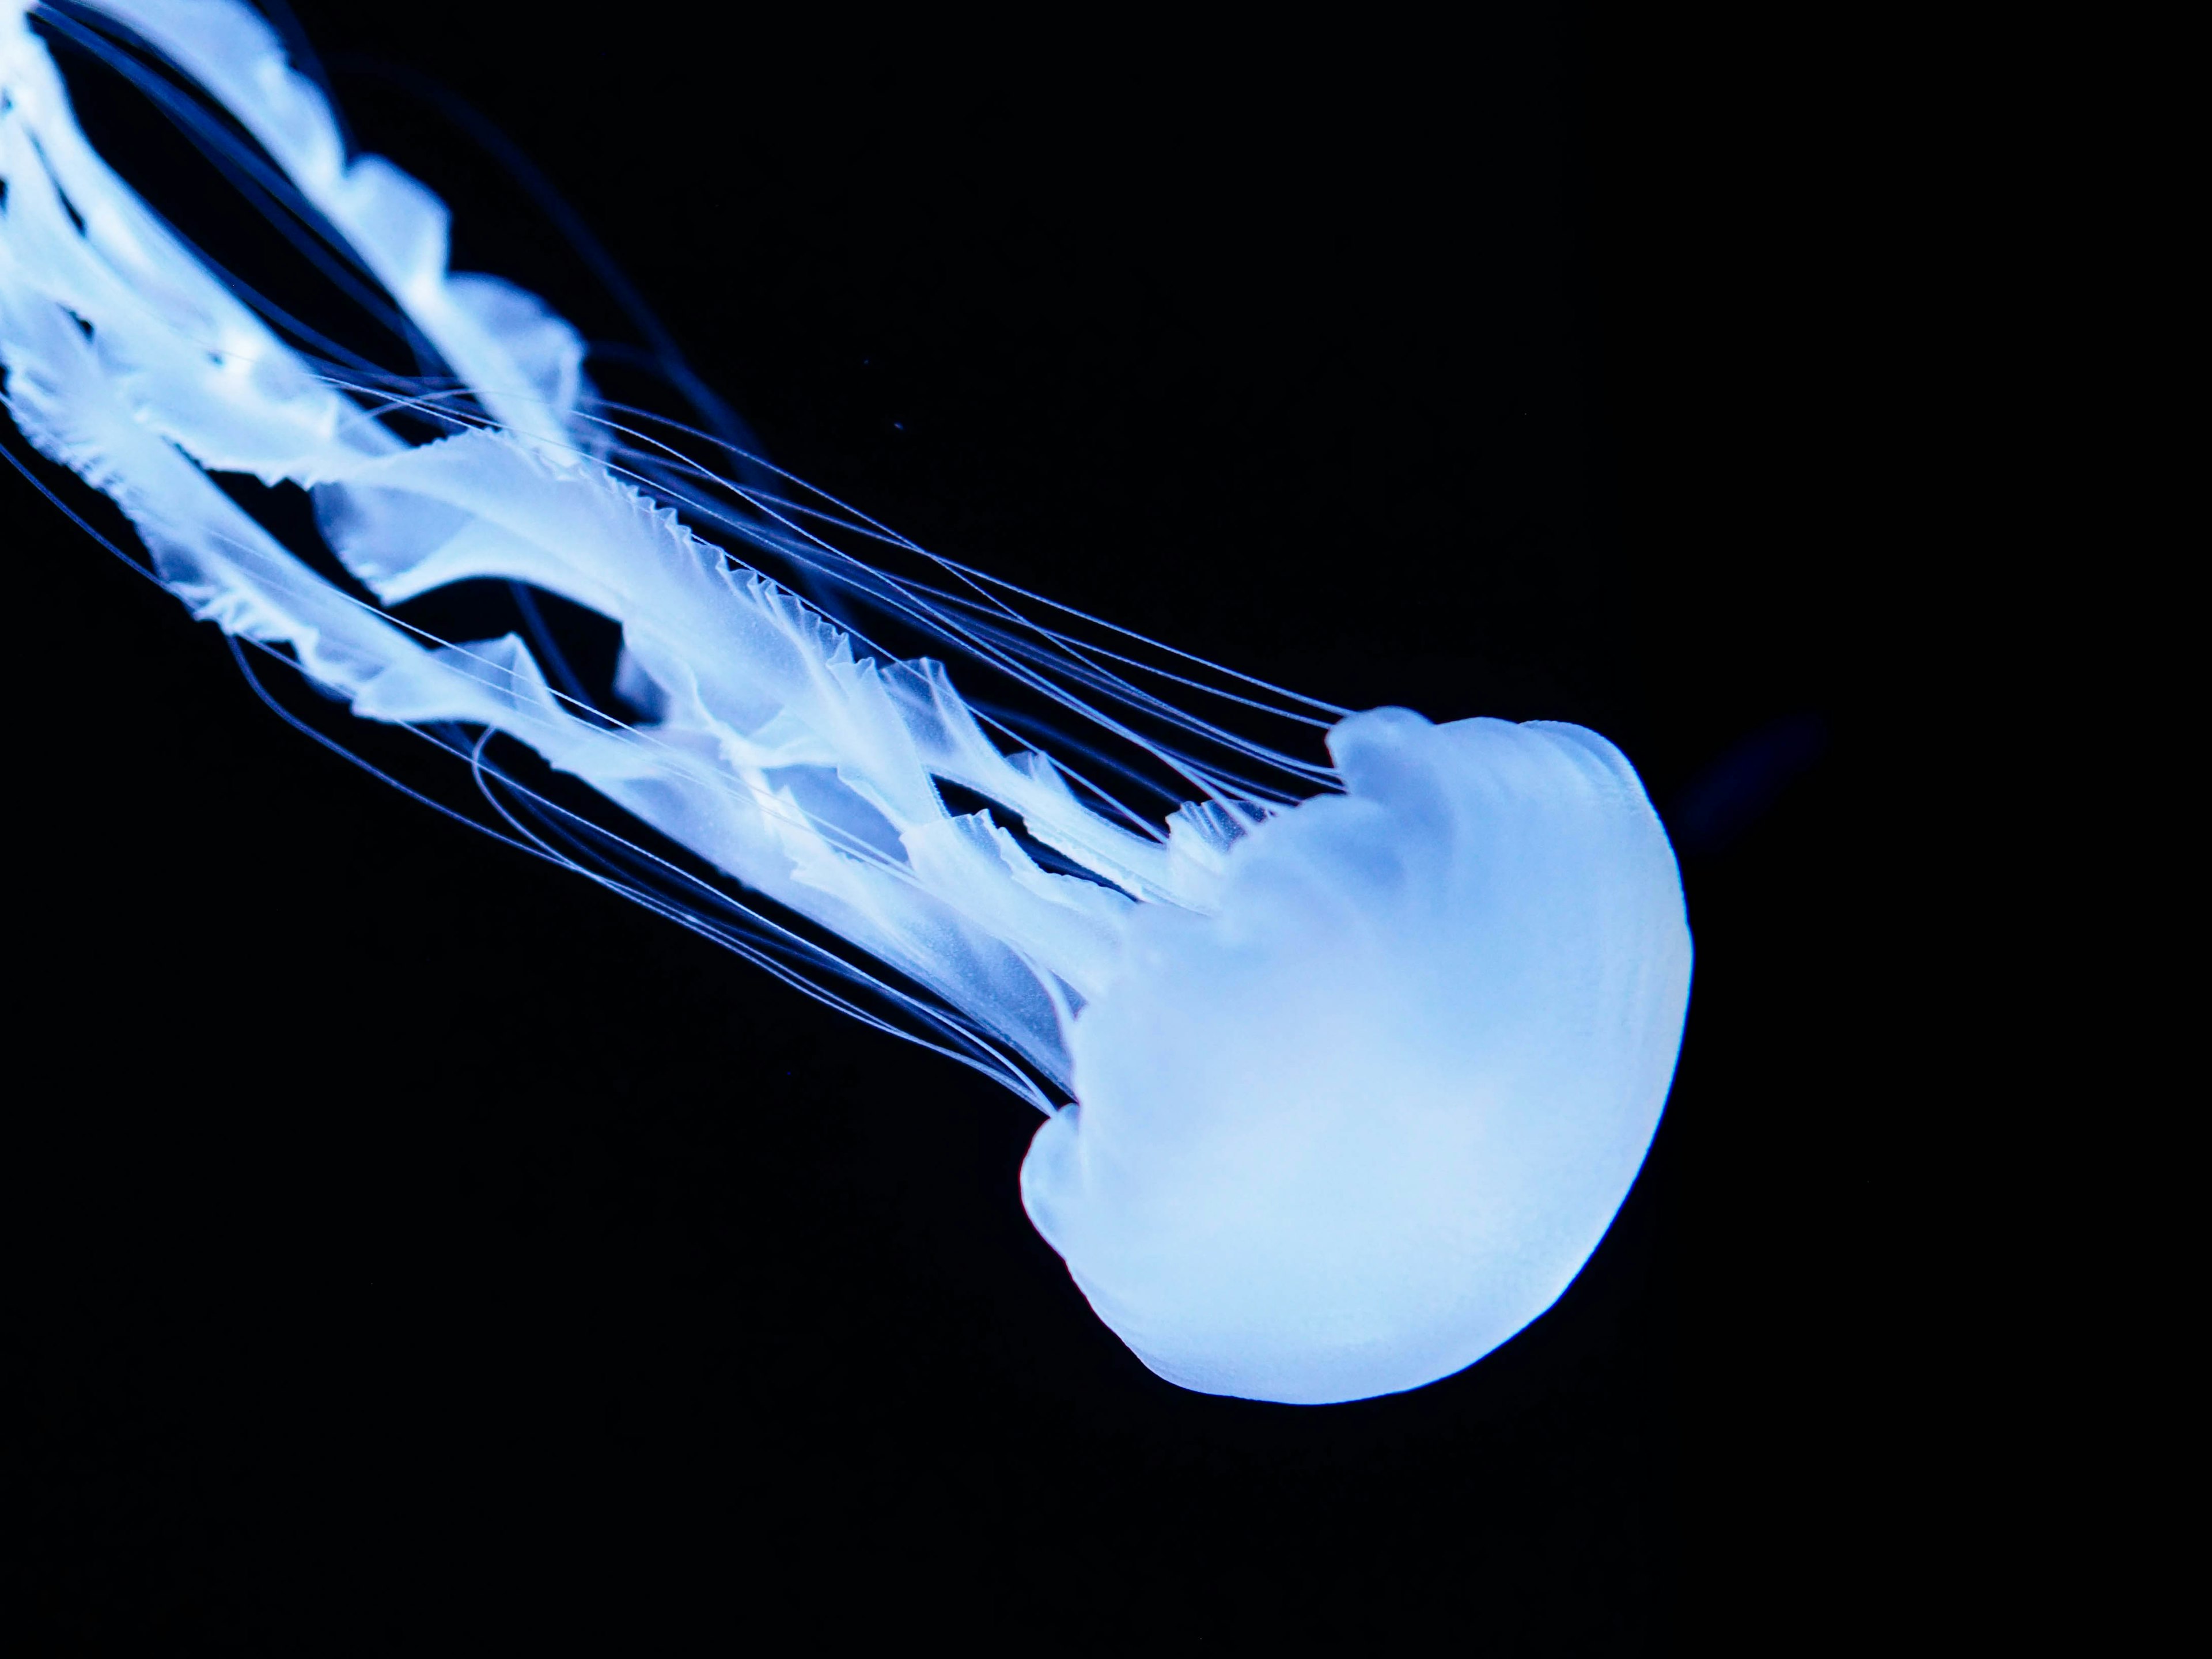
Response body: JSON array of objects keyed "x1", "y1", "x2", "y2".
[{"x1": 1021, "y1": 707, "x2": 1692, "y2": 1404}]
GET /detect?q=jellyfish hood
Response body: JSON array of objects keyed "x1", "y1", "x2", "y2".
[{"x1": 1021, "y1": 709, "x2": 1691, "y2": 1404}]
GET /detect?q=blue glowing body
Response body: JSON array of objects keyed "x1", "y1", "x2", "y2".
[{"x1": 0, "y1": 0, "x2": 1690, "y2": 1403}]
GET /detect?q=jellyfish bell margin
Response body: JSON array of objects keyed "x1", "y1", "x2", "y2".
[
  {"x1": 0, "y1": 0, "x2": 1691, "y2": 1407},
  {"x1": 1027, "y1": 708, "x2": 1691, "y2": 1404}
]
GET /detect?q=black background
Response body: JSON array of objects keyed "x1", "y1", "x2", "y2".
[{"x1": 4, "y1": 2, "x2": 1851, "y2": 1651}]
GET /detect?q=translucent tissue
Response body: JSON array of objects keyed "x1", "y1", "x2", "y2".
[{"x1": 1023, "y1": 710, "x2": 1691, "y2": 1402}]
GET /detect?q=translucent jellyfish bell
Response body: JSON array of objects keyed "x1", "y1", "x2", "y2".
[
  {"x1": 0, "y1": 0, "x2": 1690, "y2": 1404},
  {"x1": 1027, "y1": 711, "x2": 1688, "y2": 1402}
]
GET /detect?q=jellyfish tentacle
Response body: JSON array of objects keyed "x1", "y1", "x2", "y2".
[
  {"x1": 58, "y1": 0, "x2": 589, "y2": 455},
  {"x1": 2, "y1": 0, "x2": 1168, "y2": 1082}
]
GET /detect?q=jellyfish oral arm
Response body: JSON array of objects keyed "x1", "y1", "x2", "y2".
[
  {"x1": 0, "y1": 0, "x2": 1691, "y2": 1404},
  {"x1": 0, "y1": 0, "x2": 1177, "y2": 1085}
]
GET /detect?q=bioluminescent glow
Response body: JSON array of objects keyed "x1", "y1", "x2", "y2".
[{"x1": 0, "y1": 0, "x2": 1691, "y2": 1404}]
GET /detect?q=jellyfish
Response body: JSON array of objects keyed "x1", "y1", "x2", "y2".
[{"x1": 0, "y1": 0, "x2": 1691, "y2": 1404}]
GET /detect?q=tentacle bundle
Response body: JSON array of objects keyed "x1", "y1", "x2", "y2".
[
  {"x1": 1, "y1": 0, "x2": 1691, "y2": 1403},
  {"x1": 0, "y1": 0, "x2": 1200, "y2": 1092}
]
